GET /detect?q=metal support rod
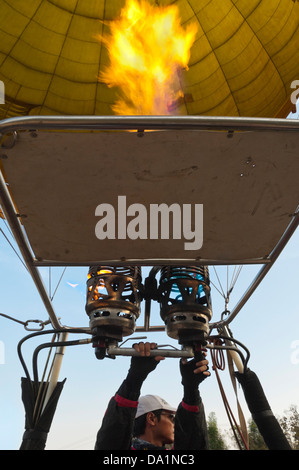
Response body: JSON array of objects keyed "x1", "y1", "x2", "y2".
[
  {"x1": 32, "y1": 257, "x2": 271, "y2": 267},
  {"x1": 41, "y1": 332, "x2": 68, "y2": 414},
  {"x1": 1, "y1": 115, "x2": 299, "y2": 135},
  {"x1": 107, "y1": 344, "x2": 194, "y2": 358},
  {"x1": 135, "y1": 324, "x2": 165, "y2": 332},
  {"x1": 106, "y1": 342, "x2": 247, "y2": 362}
]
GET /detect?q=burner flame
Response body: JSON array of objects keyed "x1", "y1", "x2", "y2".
[{"x1": 100, "y1": 0, "x2": 197, "y2": 115}]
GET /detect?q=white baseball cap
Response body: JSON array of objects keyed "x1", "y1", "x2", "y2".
[{"x1": 136, "y1": 395, "x2": 176, "y2": 418}]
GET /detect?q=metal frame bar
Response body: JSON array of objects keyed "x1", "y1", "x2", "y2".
[
  {"x1": 32, "y1": 258, "x2": 271, "y2": 267},
  {"x1": 0, "y1": 115, "x2": 298, "y2": 333},
  {"x1": 1, "y1": 115, "x2": 299, "y2": 134}
]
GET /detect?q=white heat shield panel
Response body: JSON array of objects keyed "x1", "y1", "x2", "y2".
[{"x1": 1, "y1": 127, "x2": 298, "y2": 265}]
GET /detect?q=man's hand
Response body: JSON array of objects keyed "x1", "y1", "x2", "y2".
[
  {"x1": 180, "y1": 352, "x2": 210, "y2": 389},
  {"x1": 117, "y1": 342, "x2": 164, "y2": 402},
  {"x1": 133, "y1": 341, "x2": 165, "y2": 362},
  {"x1": 126, "y1": 342, "x2": 165, "y2": 386},
  {"x1": 185, "y1": 353, "x2": 210, "y2": 376}
]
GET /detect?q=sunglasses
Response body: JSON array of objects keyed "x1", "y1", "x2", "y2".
[{"x1": 160, "y1": 412, "x2": 176, "y2": 423}]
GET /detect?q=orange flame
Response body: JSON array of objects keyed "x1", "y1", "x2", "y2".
[
  {"x1": 88, "y1": 270, "x2": 112, "y2": 297},
  {"x1": 96, "y1": 269, "x2": 113, "y2": 290},
  {"x1": 100, "y1": 0, "x2": 197, "y2": 115}
]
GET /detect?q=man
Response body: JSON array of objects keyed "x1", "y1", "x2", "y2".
[
  {"x1": 131, "y1": 394, "x2": 177, "y2": 449},
  {"x1": 95, "y1": 342, "x2": 210, "y2": 450}
]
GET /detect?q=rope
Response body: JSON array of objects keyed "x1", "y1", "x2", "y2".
[
  {"x1": 50, "y1": 267, "x2": 67, "y2": 301},
  {"x1": 1, "y1": 220, "x2": 67, "y2": 301},
  {"x1": 210, "y1": 339, "x2": 249, "y2": 450},
  {"x1": 0, "y1": 227, "x2": 29, "y2": 272},
  {"x1": 211, "y1": 265, "x2": 243, "y2": 312}
]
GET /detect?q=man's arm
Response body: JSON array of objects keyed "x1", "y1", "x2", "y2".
[
  {"x1": 174, "y1": 354, "x2": 210, "y2": 450},
  {"x1": 94, "y1": 342, "x2": 164, "y2": 450}
]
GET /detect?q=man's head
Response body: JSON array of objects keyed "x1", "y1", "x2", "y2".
[{"x1": 133, "y1": 395, "x2": 176, "y2": 446}]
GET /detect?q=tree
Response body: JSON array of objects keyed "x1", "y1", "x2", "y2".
[
  {"x1": 278, "y1": 405, "x2": 299, "y2": 450},
  {"x1": 207, "y1": 412, "x2": 228, "y2": 450}
]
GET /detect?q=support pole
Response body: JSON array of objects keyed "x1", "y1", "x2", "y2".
[
  {"x1": 220, "y1": 326, "x2": 244, "y2": 374},
  {"x1": 41, "y1": 332, "x2": 68, "y2": 414}
]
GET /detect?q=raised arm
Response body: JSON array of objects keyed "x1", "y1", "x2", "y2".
[
  {"x1": 94, "y1": 342, "x2": 164, "y2": 450},
  {"x1": 174, "y1": 353, "x2": 210, "y2": 450}
]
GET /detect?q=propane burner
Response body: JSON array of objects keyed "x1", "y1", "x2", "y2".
[
  {"x1": 85, "y1": 266, "x2": 143, "y2": 358},
  {"x1": 158, "y1": 266, "x2": 212, "y2": 344}
]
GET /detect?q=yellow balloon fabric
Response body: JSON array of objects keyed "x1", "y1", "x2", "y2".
[{"x1": 0, "y1": 0, "x2": 298, "y2": 119}]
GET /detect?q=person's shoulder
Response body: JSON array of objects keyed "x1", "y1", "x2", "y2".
[{"x1": 131, "y1": 437, "x2": 165, "y2": 450}]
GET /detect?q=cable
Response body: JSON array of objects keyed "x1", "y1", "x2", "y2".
[
  {"x1": 207, "y1": 343, "x2": 247, "y2": 369},
  {"x1": 16, "y1": 328, "x2": 90, "y2": 431},
  {"x1": 208, "y1": 334, "x2": 250, "y2": 372},
  {"x1": 50, "y1": 267, "x2": 67, "y2": 301},
  {"x1": 210, "y1": 265, "x2": 243, "y2": 312},
  {"x1": 17, "y1": 329, "x2": 90, "y2": 394},
  {"x1": 212, "y1": 266, "x2": 226, "y2": 298},
  {"x1": 0, "y1": 226, "x2": 29, "y2": 272},
  {"x1": 1, "y1": 219, "x2": 66, "y2": 301},
  {"x1": 32, "y1": 336, "x2": 91, "y2": 392},
  {"x1": 0, "y1": 312, "x2": 29, "y2": 327}
]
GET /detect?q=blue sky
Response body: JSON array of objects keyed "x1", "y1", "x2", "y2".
[{"x1": 0, "y1": 111, "x2": 298, "y2": 450}]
